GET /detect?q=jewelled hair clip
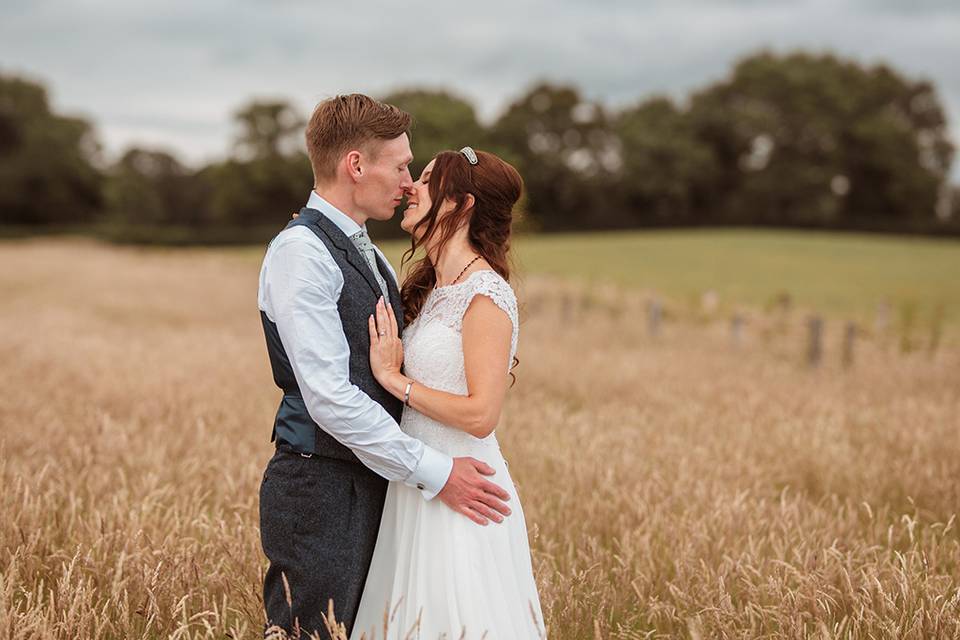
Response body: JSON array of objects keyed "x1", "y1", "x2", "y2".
[{"x1": 459, "y1": 146, "x2": 478, "y2": 165}]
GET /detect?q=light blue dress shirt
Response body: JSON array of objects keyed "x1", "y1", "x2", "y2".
[{"x1": 257, "y1": 191, "x2": 453, "y2": 500}]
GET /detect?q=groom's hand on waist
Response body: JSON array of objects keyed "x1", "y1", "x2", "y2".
[{"x1": 437, "y1": 457, "x2": 512, "y2": 526}]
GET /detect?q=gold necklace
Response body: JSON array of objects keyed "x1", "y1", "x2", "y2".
[{"x1": 450, "y1": 255, "x2": 483, "y2": 286}]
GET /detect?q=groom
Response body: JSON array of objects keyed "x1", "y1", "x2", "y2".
[{"x1": 257, "y1": 94, "x2": 512, "y2": 638}]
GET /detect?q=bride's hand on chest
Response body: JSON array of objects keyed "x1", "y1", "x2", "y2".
[{"x1": 368, "y1": 296, "x2": 404, "y2": 386}]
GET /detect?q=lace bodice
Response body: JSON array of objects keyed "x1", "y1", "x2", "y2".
[{"x1": 399, "y1": 270, "x2": 519, "y2": 456}]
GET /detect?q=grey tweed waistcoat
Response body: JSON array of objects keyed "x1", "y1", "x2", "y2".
[{"x1": 260, "y1": 207, "x2": 405, "y2": 463}]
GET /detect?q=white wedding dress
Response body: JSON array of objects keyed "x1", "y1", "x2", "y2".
[{"x1": 350, "y1": 270, "x2": 546, "y2": 640}]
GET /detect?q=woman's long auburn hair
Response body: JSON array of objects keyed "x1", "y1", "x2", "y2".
[{"x1": 400, "y1": 149, "x2": 524, "y2": 378}]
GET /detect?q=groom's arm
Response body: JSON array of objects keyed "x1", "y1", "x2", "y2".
[{"x1": 260, "y1": 227, "x2": 452, "y2": 499}]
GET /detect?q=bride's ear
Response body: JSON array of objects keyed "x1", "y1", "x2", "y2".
[{"x1": 464, "y1": 193, "x2": 476, "y2": 212}]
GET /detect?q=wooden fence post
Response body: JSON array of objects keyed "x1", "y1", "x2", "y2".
[
  {"x1": 842, "y1": 322, "x2": 856, "y2": 368},
  {"x1": 648, "y1": 299, "x2": 662, "y2": 338},
  {"x1": 561, "y1": 294, "x2": 574, "y2": 323},
  {"x1": 731, "y1": 313, "x2": 744, "y2": 348},
  {"x1": 807, "y1": 316, "x2": 823, "y2": 367},
  {"x1": 929, "y1": 304, "x2": 944, "y2": 356}
]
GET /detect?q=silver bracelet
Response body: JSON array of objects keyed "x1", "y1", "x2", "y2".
[{"x1": 403, "y1": 381, "x2": 413, "y2": 407}]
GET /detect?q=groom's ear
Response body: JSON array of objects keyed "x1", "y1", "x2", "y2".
[{"x1": 346, "y1": 150, "x2": 363, "y2": 182}]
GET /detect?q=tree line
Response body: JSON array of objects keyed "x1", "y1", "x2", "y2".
[{"x1": 1, "y1": 50, "x2": 957, "y2": 243}]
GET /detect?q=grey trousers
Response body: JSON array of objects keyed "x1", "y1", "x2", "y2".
[{"x1": 259, "y1": 447, "x2": 387, "y2": 638}]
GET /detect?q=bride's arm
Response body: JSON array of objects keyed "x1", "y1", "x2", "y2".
[{"x1": 369, "y1": 295, "x2": 513, "y2": 439}]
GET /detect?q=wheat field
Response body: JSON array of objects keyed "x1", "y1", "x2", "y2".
[{"x1": 2, "y1": 238, "x2": 959, "y2": 639}]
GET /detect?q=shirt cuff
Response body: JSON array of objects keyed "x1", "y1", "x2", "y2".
[{"x1": 405, "y1": 444, "x2": 453, "y2": 501}]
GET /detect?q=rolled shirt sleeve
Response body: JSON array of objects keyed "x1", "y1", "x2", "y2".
[{"x1": 258, "y1": 227, "x2": 452, "y2": 499}]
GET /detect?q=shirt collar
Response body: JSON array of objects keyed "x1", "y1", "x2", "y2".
[{"x1": 306, "y1": 191, "x2": 364, "y2": 238}]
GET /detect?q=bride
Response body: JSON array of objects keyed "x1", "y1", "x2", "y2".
[{"x1": 349, "y1": 147, "x2": 546, "y2": 639}]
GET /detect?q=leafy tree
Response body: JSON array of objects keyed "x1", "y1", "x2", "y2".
[
  {"x1": 105, "y1": 147, "x2": 210, "y2": 226},
  {"x1": 232, "y1": 100, "x2": 305, "y2": 161},
  {"x1": 689, "y1": 51, "x2": 955, "y2": 226},
  {"x1": 614, "y1": 96, "x2": 718, "y2": 225},
  {"x1": 6, "y1": 59, "x2": 958, "y2": 240},
  {"x1": 204, "y1": 99, "x2": 312, "y2": 228},
  {"x1": 488, "y1": 83, "x2": 620, "y2": 230},
  {"x1": 380, "y1": 89, "x2": 484, "y2": 176},
  {"x1": 0, "y1": 74, "x2": 102, "y2": 225}
]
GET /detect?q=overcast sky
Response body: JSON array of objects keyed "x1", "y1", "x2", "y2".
[{"x1": 2, "y1": 0, "x2": 958, "y2": 179}]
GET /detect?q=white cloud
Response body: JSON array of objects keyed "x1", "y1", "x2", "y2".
[{"x1": 1, "y1": 0, "x2": 957, "y2": 178}]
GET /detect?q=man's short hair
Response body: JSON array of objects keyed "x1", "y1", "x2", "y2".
[{"x1": 305, "y1": 94, "x2": 412, "y2": 184}]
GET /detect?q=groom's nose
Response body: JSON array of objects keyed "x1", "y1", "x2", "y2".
[{"x1": 399, "y1": 169, "x2": 414, "y2": 192}]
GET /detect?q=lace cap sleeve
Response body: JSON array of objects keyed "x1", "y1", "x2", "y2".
[{"x1": 454, "y1": 271, "x2": 519, "y2": 359}]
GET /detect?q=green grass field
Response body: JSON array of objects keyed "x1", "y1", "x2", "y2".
[{"x1": 372, "y1": 228, "x2": 960, "y2": 327}]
